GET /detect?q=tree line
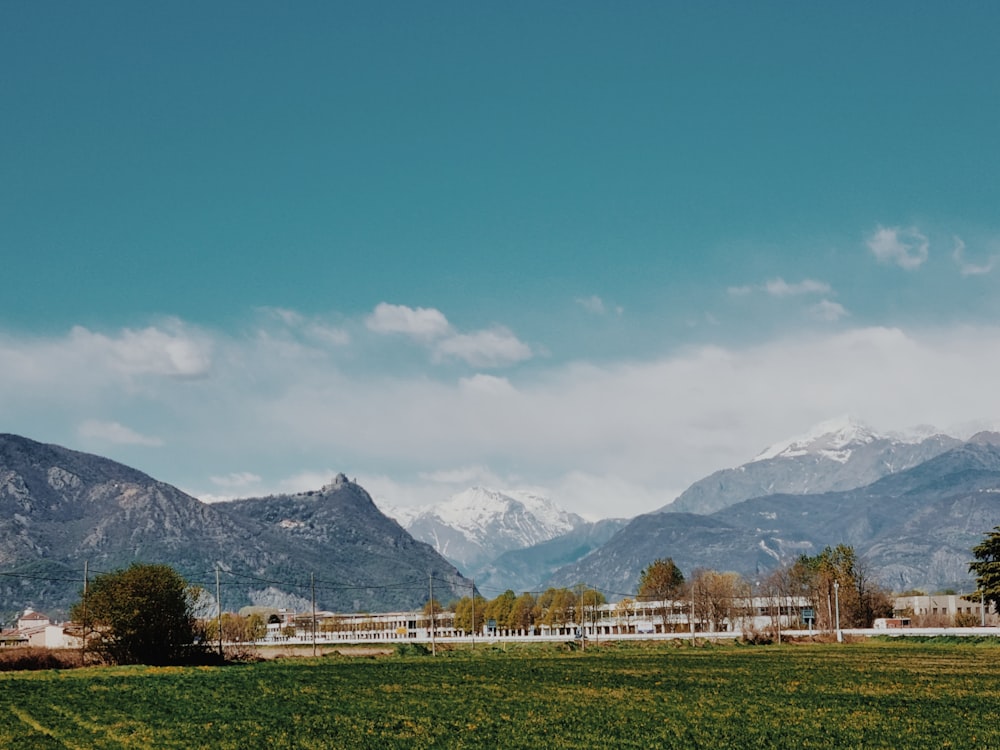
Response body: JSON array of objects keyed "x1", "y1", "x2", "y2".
[{"x1": 67, "y1": 527, "x2": 1000, "y2": 665}]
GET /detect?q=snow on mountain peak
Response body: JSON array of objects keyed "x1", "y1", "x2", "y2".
[
  {"x1": 752, "y1": 415, "x2": 879, "y2": 464},
  {"x1": 430, "y1": 487, "x2": 579, "y2": 534}
]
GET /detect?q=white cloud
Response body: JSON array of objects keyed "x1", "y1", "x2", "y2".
[
  {"x1": 577, "y1": 295, "x2": 606, "y2": 314},
  {"x1": 259, "y1": 307, "x2": 304, "y2": 326},
  {"x1": 576, "y1": 295, "x2": 623, "y2": 316},
  {"x1": 764, "y1": 278, "x2": 831, "y2": 297},
  {"x1": 808, "y1": 299, "x2": 849, "y2": 322},
  {"x1": 952, "y1": 236, "x2": 997, "y2": 276},
  {"x1": 459, "y1": 374, "x2": 517, "y2": 396},
  {"x1": 70, "y1": 322, "x2": 213, "y2": 378},
  {"x1": 364, "y1": 302, "x2": 531, "y2": 368},
  {"x1": 866, "y1": 225, "x2": 929, "y2": 270},
  {"x1": 729, "y1": 278, "x2": 832, "y2": 298},
  {"x1": 257, "y1": 306, "x2": 350, "y2": 345},
  {"x1": 12, "y1": 312, "x2": 1000, "y2": 520},
  {"x1": 209, "y1": 471, "x2": 263, "y2": 488},
  {"x1": 365, "y1": 302, "x2": 452, "y2": 340},
  {"x1": 305, "y1": 323, "x2": 351, "y2": 346},
  {"x1": 433, "y1": 327, "x2": 532, "y2": 368},
  {"x1": 417, "y1": 465, "x2": 506, "y2": 486},
  {"x1": 78, "y1": 420, "x2": 163, "y2": 446}
]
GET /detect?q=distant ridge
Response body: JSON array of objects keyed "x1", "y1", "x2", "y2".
[
  {"x1": 0, "y1": 434, "x2": 470, "y2": 617},
  {"x1": 662, "y1": 417, "x2": 960, "y2": 515},
  {"x1": 547, "y1": 435, "x2": 1000, "y2": 596}
]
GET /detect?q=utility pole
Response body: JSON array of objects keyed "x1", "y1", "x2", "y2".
[
  {"x1": 690, "y1": 583, "x2": 696, "y2": 638},
  {"x1": 470, "y1": 578, "x2": 475, "y2": 651},
  {"x1": 429, "y1": 574, "x2": 436, "y2": 657},
  {"x1": 81, "y1": 560, "x2": 88, "y2": 663},
  {"x1": 834, "y1": 580, "x2": 842, "y2": 643},
  {"x1": 311, "y1": 573, "x2": 317, "y2": 658},
  {"x1": 216, "y1": 565, "x2": 223, "y2": 660}
]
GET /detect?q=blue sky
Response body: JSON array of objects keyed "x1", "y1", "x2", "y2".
[{"x1": 3, "y1": 3, "x2": 1000, "y2": 517}]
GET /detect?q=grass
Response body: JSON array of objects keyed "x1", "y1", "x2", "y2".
[{"x1": 2, "y1": 640, "x2": 1000, "y2": 748}]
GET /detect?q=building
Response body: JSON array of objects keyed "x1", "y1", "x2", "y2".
[
  {"x1": 892, "y1": 594, "x2": 993, "y2": 626},
  {"x1": 0, "y1": 609, "x2": 81, "y2": 649}
]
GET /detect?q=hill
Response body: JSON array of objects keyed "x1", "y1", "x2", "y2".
[
  {"x1": 548, "y1": 436, "x2": 1000, "y2": 596},
  {"x1": 0, "y1": 434, "x2": 469, "y2": 619}
]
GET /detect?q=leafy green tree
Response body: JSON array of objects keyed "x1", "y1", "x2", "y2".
[
  {"x1": 484, "y1": 590, "x2": 517, "y2": 631},
  {"x1": 72, "y1": 563, "x2": 199, "y2": 665},
  {"x1": 507, "y1": 592, "x2": 537, "y2": 632},
  {"x1": 453, "y1": 594, "x2": 486, "y2": 634},
  {"x1": 535, "y1": 587, "x2": 577, "y2": 628},
  {"x1": 970, "y1": 526, "x2": 1000, "y2": 614},
  {"x1": 637, "y1": 558, "x2": 685, "y2": 632}
]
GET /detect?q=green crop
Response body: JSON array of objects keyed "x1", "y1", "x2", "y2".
[{"x1": 2, "y1": 640, "x2": 999, "y2": 748}]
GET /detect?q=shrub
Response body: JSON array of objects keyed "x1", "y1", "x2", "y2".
[
  {"x1": 393, "y1": 642, "x2": 431, "y2": 657},
  {"x1": 0, "y1": 647, "x2": 82, "y2": 672}
]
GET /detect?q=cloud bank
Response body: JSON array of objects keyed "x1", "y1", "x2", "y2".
[{"x1": 3, "y1": 311, "x2": 1000, "y2": 519}]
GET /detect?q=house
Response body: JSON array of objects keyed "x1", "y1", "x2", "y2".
[
  {"x1": 1, "y1": 609, "x2": 81, "y2": 649},
  {"x1": 893, "y1": 594, "x2": 992, "y2": 626}
]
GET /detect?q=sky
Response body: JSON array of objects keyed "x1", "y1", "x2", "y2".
[{"x1": 3, "y1": 2, "x2": 1000, "y2": 519}]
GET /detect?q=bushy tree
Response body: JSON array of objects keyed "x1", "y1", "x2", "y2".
[
  {"x1": 484, "y1": 590, "x2": 517, "y2": 631},
  {"x1": 71, "y1": 563, "x2": 199, "y2": 665},
  {"x1": 508, "y1": 592, "x2": 537, "y2": 631},
  {"x1": 453, "y1": 594, "x2": 486, "y2": 634},
  {"x1": 970, "y1": 526, "x2": 1000, "y2": 614},
  {"x1": 790, "y1": 545, "x2": 891, "y2": 629},
  {"x1": 637, "y1": 558, "x2": 685, "y2": 633},
  {"x1": 202, "y1": 612, "x2": 266, "y2": 644},
  {"x1": 535, "y1": 587, "x2": 577, "y2": 628}
]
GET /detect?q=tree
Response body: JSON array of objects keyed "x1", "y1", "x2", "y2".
[
  {"x1": 970, "y1": 526, "x2": 1000, "y2": 614},
  {"x1": 789, "y1": 544, "x2": 891, "y2": 629},
  {"x1": 535, "y1": 587, "x2": 577, "y2": 629},
  {"x1": 507, "y1": 592, "x2": 537, "y2": 632},
  {"x1": 637, "y1": 558, "x2": 685, "y2": 633},
  {"x1": 72, "y1": 563, "x2": 199, "y2": 665},
  {"x1": 579, "y1": 588, "x2": 607, "y2": 633},
  {"x1": 484, "y1": 590, "x2": 517, "y2": 632},
  {"x1": 691, "y1": 569, "x2": 746, "y2": 633},
  {"x1": 453, "y1": 595, "x2": 486, "y2": 634}
]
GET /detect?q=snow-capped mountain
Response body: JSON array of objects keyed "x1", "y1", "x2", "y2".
[
  {"x1": 385, "y1": 487, "x2": 586, "y2": 576},
  {"x1": 548, "y1": 434, "x2": 1000, "y2": 595},
  {"x1": 662, "y1": 416, "x2": 961, "y2": 515},
  {"x1": 751, "y1": 415, "x2": 880, "y2": 463}
]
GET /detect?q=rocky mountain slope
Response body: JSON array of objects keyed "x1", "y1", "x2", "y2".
[
  {"x1": 548, "y1": 435, "x2": 1000, "y2": 596},
  {"x1": 663, "y1": 416, "x2": 960, "y2": 515},
  {"x1": 0, "y1": 434, "x2": 469, "y2": 619},
  {"x1": 471, "y1": 518, "x2": 628, "y2": 595}
]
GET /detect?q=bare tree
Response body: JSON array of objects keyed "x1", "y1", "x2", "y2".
[{"x1": 691, "y1": 569, "x2": 746, "y2": 633}]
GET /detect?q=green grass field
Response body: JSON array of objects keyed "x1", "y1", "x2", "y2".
[{"x1": 3, "y1": 640, "x2": 1000, "y2": 749}]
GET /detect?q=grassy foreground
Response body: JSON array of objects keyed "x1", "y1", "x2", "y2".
[{"x1": 2, "y1": 639, "x2": 1000, "y2": 749}]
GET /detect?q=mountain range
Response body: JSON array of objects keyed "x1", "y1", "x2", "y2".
[
  {"x1": 4, "y1": 416, "x2": 999, "y2": 619},
  {"x1": 545, "y1": 432, "x2": 1000, "y2": 595},
  {"x1": 0, "y1": 434, "x2": 469, "y2": 620},
  {"x1": 662, "y1": 416, "x2": 961, "y2": 514},
  {"x1": 389, "y1": 417, "x2": 999, "y2": 598}
]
